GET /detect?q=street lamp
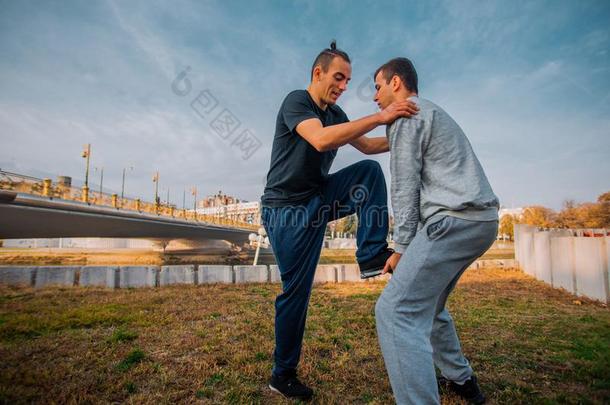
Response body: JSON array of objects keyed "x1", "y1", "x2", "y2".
[
  {"x1": 81, "y1": 144, "x2": 91, "y2": 203},
  {"x1": 191, "y1": 186, "x2": 198, "y2": 212},
  {"x1": 182, "y1": 188, "x2": 186, "y2": 218},
  {"x1": 153, "y1": 171, "x2": 160, "y2": 213},
  {"x1": 121, "y1": 166, "x2": 133, "y2": 207},
  {"x1": 249, "y1": 227, "x2": 269, "y2": 266}
]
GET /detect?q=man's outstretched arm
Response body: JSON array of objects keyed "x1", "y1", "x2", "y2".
[
  {"x1": 350, "y1": 136, "x2": 389, "y2": 155},
  {"x1": 295, "y1": 100, "x2": 417, "y2": 152}
]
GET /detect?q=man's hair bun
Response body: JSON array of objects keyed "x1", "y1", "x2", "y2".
[{"x1": 310, "y1": 39, "x2": 350, "y2": 80}]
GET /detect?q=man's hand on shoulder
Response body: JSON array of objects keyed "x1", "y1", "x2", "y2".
[{"x1": 377, "y1": 100, "x2": 419, "y2": 125}]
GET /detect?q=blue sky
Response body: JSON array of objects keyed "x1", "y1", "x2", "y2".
[{"x1": 0, "y1": 0, "x2": 608, "y2": 210}]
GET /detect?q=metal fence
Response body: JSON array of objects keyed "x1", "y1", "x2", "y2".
[{"x1": 0, "y1": 170, "x2": 258, "y2": 231}]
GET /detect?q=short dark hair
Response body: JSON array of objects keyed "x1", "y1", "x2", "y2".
[
  {"x1": 310, "y1": 40, "x2": 351, "y2": 80},
  {"x1": 374, "y1": 57, "x2": 418, "y2": 94}
]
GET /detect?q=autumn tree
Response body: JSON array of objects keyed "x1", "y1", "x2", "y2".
[
  {"x1": 576, "y1": 202, "x2": 604, "y2": 228},
  {"x1": 499, "y1": 214, "x2": 515, "y2": 240},
  {"x1": 596, "y1": 192, "x2": 610, "y2": 227},
  {"x1": 521, "y1": 206, "x2": 557, "y2": 228},
  {"x1": 530, "y1": 191, "x2": 610, "y2": 229},
  {"x1": 556, "y1": 200, "x2": 580, "y2": 228}
]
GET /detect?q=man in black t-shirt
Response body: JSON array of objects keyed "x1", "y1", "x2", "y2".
[{"x1": 262, "y1": 42, "x2": 418, "y2": 400}]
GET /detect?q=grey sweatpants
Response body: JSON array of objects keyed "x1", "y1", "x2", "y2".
[{"x1": 375, "y1": 215, "x2": 498, "y2": 405}]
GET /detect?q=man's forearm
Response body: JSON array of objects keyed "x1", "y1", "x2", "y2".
[
  {"x1": 350, "y1": 136, "x2": 389, "y2": 154},
  {"x1": 317, "y1": 113, "x2": 382, "y2": 151},
  {"x1": 296, "y1": 100, "x2": 418, "y2": 152}
]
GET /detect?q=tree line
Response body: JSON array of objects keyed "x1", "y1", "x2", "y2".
[
  {"x1": 325, "y1": 191, "x2": 609, "y2": 242},
  {"x1": 499, "y1": 191, "x2": 610, "y2": 240}
]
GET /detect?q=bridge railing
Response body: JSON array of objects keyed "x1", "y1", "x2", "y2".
[{"x1": 0, "y1": 170, "x2": 259, "y2": 231}]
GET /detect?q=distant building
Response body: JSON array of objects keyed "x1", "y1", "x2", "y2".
[
  {"x1": 499, "y1": 207, "x2": 524, "y2": 220},
  {"x1": 196, "y1": 190, "x2": 260, "y2": 225},
  {"x1": 198, "y1": 190, "x2": 239, "y2": 208}
]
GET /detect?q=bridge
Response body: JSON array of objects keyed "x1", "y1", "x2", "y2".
[{"x1": 0, "y1": 191, "x2": 253, "y2": 246}]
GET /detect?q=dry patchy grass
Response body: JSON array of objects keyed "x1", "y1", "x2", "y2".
[{"x1": 0, "y1": 268, "x2": 608, "y2": 404}]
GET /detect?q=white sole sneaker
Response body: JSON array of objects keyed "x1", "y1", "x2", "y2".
[{"x1": 268, "y1": 384, "x2": 283, "y2": 396}]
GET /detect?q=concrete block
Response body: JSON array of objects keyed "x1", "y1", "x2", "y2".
[
  {"x1": 605, "y1": 237, "x2": 610, "y2": 303},
  {"x1": 159, "y1": 265, "x2": 196, "y2": 286},
  {"x1": 119, "y1": 266, "x2": 158, "y2": 288},
  {"x1": 521, "y1": 230, "x2": 536, "y2": 277},
  {"x1": 269, "y1": 265, "x2": 281, "y2": 283},
  {"x1": 514, "y1": 224, "x2": 535, "y2": 268},
  {"x1": 513, "y1": 224, "x2": 524, "y2": 264},
  {"x1": 314, "y1": 265, "x2": 338, "y2": 283},
  {"x1": 234, "y1": 265, "x2": 269, "y2": 283},
  {"x1": 338, "y1": 264, "x2": 363, "y2": 282},
  {"x1": 534, "y1": 232, "x2": 552, "y2": 285},
  {"x1": 550, "y1": 237, "x2": 575, "y2": 294},
  {"x1": 80, "y1": 266, "x2": 119, "y2": 288},
  {"x1": 35, "y1": 266, "x2": 78, "y2": 288},
  {"x1": 574, "y1": 238, "x2": 608, "y2": 303},
  {"x1": 0, "y1": 266, "x2": 36, "y2": 286},
  {"x1": 198, "y1": 265, "x2": 233, "y2": 284}
]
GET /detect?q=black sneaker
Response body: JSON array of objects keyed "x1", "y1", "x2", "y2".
[
  {"x1": 438, "y1": 375, "x2": 486, "y2": 404},
  {"x1": 269, "y1": 372, "x2": 313, "y2": 401},
  {"x1": 359, "y1": 248, "x2": 394, "y2": 279}
]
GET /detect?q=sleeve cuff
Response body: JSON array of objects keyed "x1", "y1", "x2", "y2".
[{"x1": 393, "y1": 243, "x2": 409, "y2": 254}]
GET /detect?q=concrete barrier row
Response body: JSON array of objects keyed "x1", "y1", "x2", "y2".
[
  {"x1": 0, "y1": 259, "x2": 514, "y2": 289},
  {"x1": 0, "y1": 264, "x2": 366, "y2": 288},
  {"x1": 514, "y1": 224, "x2": 610, "y2": 304}
]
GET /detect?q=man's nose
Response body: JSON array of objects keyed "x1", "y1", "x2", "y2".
[{"x1": 338, "y1": 81, "x2": 347, "y2": 91}]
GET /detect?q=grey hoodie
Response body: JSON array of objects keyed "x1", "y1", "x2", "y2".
[{"x1": 387, "y1": 96, "x2": 499, "y2": 254}]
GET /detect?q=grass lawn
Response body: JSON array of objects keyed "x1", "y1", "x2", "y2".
[{"x1": 0, "y1": 268, "x2": 608, "y2": 404}]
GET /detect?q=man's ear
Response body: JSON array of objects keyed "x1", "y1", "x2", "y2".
[
  {"x1": 391, "y1": 75, "x2": 401, "y2": 92},
  {"x1": 312, "y1": 65, "x2": 322, "y2": 82}
]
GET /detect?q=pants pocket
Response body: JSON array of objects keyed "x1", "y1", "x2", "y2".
[{"x1": 425, "y1": 216, "x2": 454, "y2": 241}]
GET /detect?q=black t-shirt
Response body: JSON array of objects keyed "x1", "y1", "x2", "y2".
[{"x1": 261, "y1": 90, "x2": 349, "y2": 207}]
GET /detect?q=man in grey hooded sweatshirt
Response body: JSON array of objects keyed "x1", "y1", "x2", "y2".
[{"x1": 372, "y1": 57, "x2": 499, "y2": 405}]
